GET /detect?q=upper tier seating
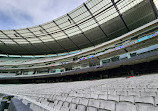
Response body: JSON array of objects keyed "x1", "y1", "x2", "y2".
[
  {"x1": 0, "y1": 56, "x2": 58, "y2": 65},
  {"x1": 0, "y1": 74, "x2": 158, "y2": 111},
  {"x1": 0, "y1": 57, "x2": 34, "y2": 65}
]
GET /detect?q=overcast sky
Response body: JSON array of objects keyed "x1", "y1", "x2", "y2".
[{"x1": 0, "y1": 0, "x2": 87, "y2": 30}]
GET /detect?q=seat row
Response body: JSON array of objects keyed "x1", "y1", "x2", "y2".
[{"x1": 36, "y1": 96, "x2": 158, "y2": 111}]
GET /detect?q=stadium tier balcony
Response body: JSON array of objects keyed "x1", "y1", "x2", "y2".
[{"x1": 0, "y1": 18, "x2": 157, "y2": 78}]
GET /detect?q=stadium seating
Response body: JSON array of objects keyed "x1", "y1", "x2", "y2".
[{"x1": 0, "y1": 73, "x2": 158, "y2": 111}]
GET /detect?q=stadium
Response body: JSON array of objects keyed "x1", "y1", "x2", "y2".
[{"x1": 0, "y1": 0, "x2": 158, "y2": 110}]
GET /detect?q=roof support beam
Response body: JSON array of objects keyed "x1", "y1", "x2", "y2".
[
  {"x1": 149, "y1": 0, "x2": 158, "y2": 18},
  {"x1": 67, "y1": 14, "x2": 95, "y2": 47},
  {"x1": 26, "y1": 28, "x2": 56, "y2": 54},
  {"x1": 83, "y1": 3, "x2": 110, "y2": 40},
  {"x1": 53, "y1": 20, "x2": 81, "y2": 51},
  {"x1": 39, "y1": 25, "x2": 69, "y2": 53},
  {"x1": 0, "y1": 30, "x2": 25, "y2": 55},
  {"x1": 14, "y1": 30, "x2": 41, "y2": 55},
  {"x1": 0, "y1": 40, "x2": 11, "y2": 55},
  {"x1": 111, "y1": 0, "x2": 130, "y2": 31}
]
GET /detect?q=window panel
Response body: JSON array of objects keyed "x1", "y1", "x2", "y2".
[
  {"x1": 14, "y1": 39, "x2": 27, "y2": 42},
  {"x1": 55, "y1": 15, "x2": 74, "y2": 29},
  {"x1": 42, "y1": 21, "x2": 56, "y2": 29},
  {"x1": 41, "y1": 38, "x2": 54, "y2": 42},
  {"x1": 16, "y1": 41, "x2": 29, "y2": 44},
  {"x1": 65, "y1": 26, "x2": 81, "y2": 36},
  {"x1": 27, "y1": 38, "x2": 40, "y2": 42},
  {"x1": 44, "y1": 22, "x2": 61, "y2": 33},
  {"x1": 86, "y1": 0, "x2": 112, "y2": 15},
  {"x1": 96, "y1": 6, "x2": 118, "y2": 24},
  {"x1": 55, "y1": 36, "x2": 67, "y2": 40},
  {"x1": 16, "y1": 29, "x2": 34, "y2": 38},
  {"x1": 69, "y1": 6, "x2": 91, "y2": 24},
  {"x1": 52, "y1": 32, "x2": 67, "y2": 39},
  {"x1": 117, "y1": 0, "x2": 143, "y2": 14},
  {"x1": 79, "y1": 19, "x2": 97, "y2": 32},
  {"x1": 40, "y1": 35, "x2": 53, "y2": 41},
  {"x1": 0, "y1": 32, "x2": 9, "y2": 39},
  {"x1": 29, "y1": 26, "x2": 43, "y2": 36},
  {"x1": 1, "y1": 39, "x2": 16, "y2": 44},
  {"x1": 2, "y1": 30, "x2": 15, "y2": 36},
  {"x1": 29, "y1": 40, "x2": 41, "y2": 43}
]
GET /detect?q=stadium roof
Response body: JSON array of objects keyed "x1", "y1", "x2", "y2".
[{"x1": 0, "y1": 0, "x2": 157, "y2": 55}]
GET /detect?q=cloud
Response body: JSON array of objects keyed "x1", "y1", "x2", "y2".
[
  {"x1": 0, "y1": 6, "x2": 33, "y2": 30},
  {"x1": 0, "y1": 0, "x2": 87, "y2": 30}
]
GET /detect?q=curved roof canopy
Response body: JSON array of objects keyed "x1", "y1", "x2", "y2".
[{"x1": 0, "y1": 0, "x2": 157, "y2": 55}]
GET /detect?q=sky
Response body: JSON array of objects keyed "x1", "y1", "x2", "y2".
[{"x1": 0, "y1": 0, "x2": 87, "y2": 30}]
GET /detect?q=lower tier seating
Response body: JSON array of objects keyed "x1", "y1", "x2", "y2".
[{"x1": 0, "y1": 73, "x2": 158, "y2": 111}]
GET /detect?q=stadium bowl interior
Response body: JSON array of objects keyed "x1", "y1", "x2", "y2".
[{"x1": 0, "y1": 0, "x2": 158, "y2": 111}]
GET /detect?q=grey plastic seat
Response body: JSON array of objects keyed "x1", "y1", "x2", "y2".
[
  {"x1": 63, "y1": 101, "x2": 70, "y2": 107},
  {"x1": 140, "y1": 91, "x2": 156, "y2": 97},
  {"x1": 69, "y1": 93, "x2": 75, "y2": 97},
  {"x1": 136, "y1": 103, "x2": 158, "y2": 111},
  {"x1": 115, "y1": 88, "x2": 123, "y2": 91},
  {"x1": 154, "y1": 96, "x2": 158, "y2": 105},
  {"x1": 60, "y1": 107, "x2": 70, "y2": 111},
  {"x1": 69, "y1": 103, "x2": 77, "y2": 109},
  {"x1": 39, "y1": 98, "x2": 47, "y2": 104},
  {"x1": 107, "y1": 91, "x2": 117, "y2": 95},
  {"x1": 66, "y1": 97, "x2": 73, "y2": 102},
  {"x1": 88, "y1": 99, "x2": 100, "y2": 107},
  {"x1": 119, "y1": 95, "x2": 134, "y2": 103},
  {"x1": 108, "y1": 95, "x2": 119, "y2": 102},
  {"x1": 124, "y1": 88, "x2": 133, "y2": 91},
  {"x1": 30, "y1": 103, "x2": 46, "y2": 111},
  {"x1": 103, "y1": 91, "x2": 108, "y2": 95},
  {"x1": 147, "y1": 84, "x2": 158, "y2": 88},
  {"x1": 71, "y1": 98, "x2": 80, "y2": 104},
  {"x1": 99, "y1": 100, "x2": 116, "y2": 111},
  {"x1": 53, "y1": 99, "x2": 59, "y2": 107},
  {"x1": 76, "y1": 93, "x2": 84, "y2": 98},
  {"x1": 48, "y1": 102, "x2": 54, "y2": 107},
  {"x1": 69, "y1": 109, "x2": 78, "y2": 111},
  {"x1": 116, "y1": 102, "x2": 136, "y2": 111},
  {"x1": 54, "y1": 105, "x2": 62, "y2": 110},
  {"x1": 145, "y1": 88, "x2": 158, "y2": 92},
  {"x1": 62, "y1": 93, "x2": 69, "y2": 97},
  {"x1": 98, "y1": 109, "x2": 110, "y2": 111},
  {"x1": 60, "y1": 96, "x2": 67, "y2": 101},
  {"x1": 38, "y1": 97, "x2": 44, "y2": 103},
  {"x1": 128, "y1": 91, "x2": 140, "y2": 96},
  {"x1": 87, "y1": 107, "x2": 97, "y2": 111},
  {"x1": 43, "y1": 101, "x2": 49, "y2": 106},
  {"x1": 36, "y1": 98, "x2": 41, "y2": 102},
  {"x1": 90, "y1": 93, "x2": 99, "y2": 99},
  {"x1": 117, "y1": 91, "x2": 128, "y2": 96},
  {"x1": 79, "y1": 98, "x2": 89, "y2": 106},
  {"x1": 52, "y1": 95, "x2": 57, "y2": 100},
  {"x1": 98, "y1": 109, "x2": 111, "y2": 111},
  {"x1": 55, "y1": 95, "x2": 62, "y2": 100},
  {"x1": 133, "y1": 88, "x2": 145, "y2": 92},
  {"x1": 134, "y1": 96, "x2": 154, "y2": 105},
  {"x1": 77, "y1": 105, "x2": 86, "y2": 111},
  {"x1": 82, "y1": 93, "x2": 91, "y2": 98},
  {"x1": 57, "y1": 101, "x2": 64, "y2": 107},
  {"x1": 98, "y1": 94, "x2": 108, "y2": 100}
]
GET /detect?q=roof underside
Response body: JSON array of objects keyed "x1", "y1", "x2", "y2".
[{"x1": 0, "y1": 0, "x2": 157, "y2": 55}]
